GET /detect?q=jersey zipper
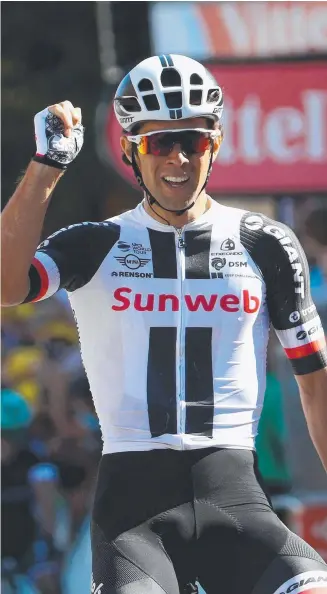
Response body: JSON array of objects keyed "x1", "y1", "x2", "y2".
[{"x1": 175, "y1": 227, "x2": 186, "y2": 446}]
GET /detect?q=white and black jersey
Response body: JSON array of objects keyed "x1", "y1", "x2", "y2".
[{"x1": 24, "y1": 200, "x2": 327, "y2": 454}]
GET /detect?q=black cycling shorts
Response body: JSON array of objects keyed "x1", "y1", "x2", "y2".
[{"x1": 91, "y1": 448, "x2": 327, "y2": 594}]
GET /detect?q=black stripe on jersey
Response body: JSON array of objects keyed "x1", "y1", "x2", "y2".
[
  {"x1": 185, "y1": 228, "x2": 212, "y2": 279},
  {"x1": 185, "y1": 327, "x2": 214, "y2": 437},
  {"x1": 291, "y1": 349, "x2": 327, "y2": 376},
  {"x1": 148, "y1": 229, "x2": 177, "y2": 278},
  {"x1": 147, "y1": 327, "x2": 177, "y2": 437},
  {"x1": 23, "y1": 222, "x2": 121, "y2": 302}
]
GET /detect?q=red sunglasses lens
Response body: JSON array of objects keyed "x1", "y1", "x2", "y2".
[
  {"x1": 146, "y1": 131, "x2": 211, "y2": 156},
  {"x1": 148, "y1": 134, "x2": 169, "y2": 156},
  {"x1": 194, "y1": 134, "x2": 211, "y2": 153}
]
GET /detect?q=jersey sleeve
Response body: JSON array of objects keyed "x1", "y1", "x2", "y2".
[
  {"x1": 23, "y1": 221, "x2": 120, "y2": 303},
  {"x1": 240, "y1": 212, "x2": 327, "y2": 376}
]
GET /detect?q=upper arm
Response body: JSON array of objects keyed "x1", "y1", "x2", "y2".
[
  {"x1": 240, "y1": 213, "x2": 327, "y2": 376},
  {"x1": 295, "y1": 367, "x2": 327, "y2": 427},
  {"x1": 295, "y1": 366, "x2": 327, "y2": 396},
  {"x1": 23, "y1": 221, "x2": 120, "y2": 303}
]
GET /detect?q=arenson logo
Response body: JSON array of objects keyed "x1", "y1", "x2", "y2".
[{"x1": 112, "y1": 287, "x2": 260, "y2": 313}]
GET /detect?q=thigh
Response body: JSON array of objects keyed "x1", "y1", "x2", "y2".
[
  {"x1": 91, "y1": 451, "x2": 194, "y2": 594},
  {"x1": 196, "y1": 505, "x2": 327, "y2": 594},
  {"x1": 191, "y1": 449, "x2": 327, "y2": 594},
  {"x1": 91, "y1": 520, "x2": 181, "y2": 594}
]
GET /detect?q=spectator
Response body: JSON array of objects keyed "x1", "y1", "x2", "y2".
[
  {"x1": 2, "y1": 345, "x2": 44, "y2": 411},
  {"x1": 1, "y1": 297, "x2": 101, "y2": 589},
  {"x1": 1, "y1": 389, "x2": 63, "y2": 594}
]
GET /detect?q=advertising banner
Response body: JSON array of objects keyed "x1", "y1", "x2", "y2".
[{"x1": 150, "y1": 1, "x2": 327, "y2": 59}]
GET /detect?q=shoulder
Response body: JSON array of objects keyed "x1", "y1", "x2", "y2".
[
  {"x1": 212, "y1": 202, "x2": 295, "y2": 248},
  {"x1": 38, "y1": 220, "x2": 121, "y2": 251},
  {"x1": 239, "y1": 211, "x2": 304, "y2": 258},
  {"x1": 108, "y1": 204, "x2": 145, "y2": 229},
  {"x1": 213, "y1": 201, "x2": 247, "y2": 226},
  {"x1": 239, "y1": 211, "x2": 298, "y2": 241}
]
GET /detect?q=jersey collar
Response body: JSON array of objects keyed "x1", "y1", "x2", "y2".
[{"x1": 132, "y1": 197, "x2": 223, "y2": 231}]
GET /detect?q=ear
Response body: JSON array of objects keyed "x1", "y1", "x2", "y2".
[
  {"x1": 120, "y1": 135, "x2": 132, "y2": 164},
  {"x1": 211, "y1": 135, "x2": 222, "y2": 163}
]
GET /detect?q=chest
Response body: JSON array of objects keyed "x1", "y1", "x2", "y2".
[{"x1": 94, "y1": 227, "x2": 265, "y2": 328}]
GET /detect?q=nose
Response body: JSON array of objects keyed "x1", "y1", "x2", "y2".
[{"x1": 166, "y1": 143, "x2": 189, "y2": 166}]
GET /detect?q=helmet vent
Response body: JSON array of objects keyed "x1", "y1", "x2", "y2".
[
  {"x1": 161, "y1": 68, "x2": 181, "y2": 88},
  {"x1": 190, "y1": 73, "x2": 203, "y2": 85},
  {"x1": 138, "y1": 78, "x2": 153, "y2": 92},
  {"x1": 143, "y1": 94, "x2": 160, "y2": 111},
  {"x1": 207, "y1": 88, "x2": 221, "y2": 103},
  {"x1": 116, "y1": 97, "x2": 142, "y2": 113},
  {"x1": 164, "y1": 91, "x2": 183, "y2": 109},
  {"x1": 190, "y1": 90, "x2": 202, "y2": 106}
]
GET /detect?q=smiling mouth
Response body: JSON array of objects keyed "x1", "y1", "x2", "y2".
[{"x1": 162, "y1": 176, "x2": 190, "y2": 188}]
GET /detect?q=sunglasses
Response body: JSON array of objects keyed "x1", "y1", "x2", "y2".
[{"x1": 127, "y1": 128, "x2": 220, "y2": 157}]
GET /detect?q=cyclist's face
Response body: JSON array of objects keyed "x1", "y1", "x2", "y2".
[{"x1": 121, "y1": 117, "x2": 220, "y2": 210}]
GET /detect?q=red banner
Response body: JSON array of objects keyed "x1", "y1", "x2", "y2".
[{"x1": 102, "y1": 61, "x2": 327, "y2": 194}]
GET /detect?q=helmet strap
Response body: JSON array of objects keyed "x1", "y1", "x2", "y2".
[{"x1": 131, "y1": 141, "x2": 214, "y2": 218}]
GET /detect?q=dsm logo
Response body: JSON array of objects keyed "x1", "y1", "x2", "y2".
[
  {"x1": 211, "y1": 257, "x2": 226, "y2": 271},
  {"x1": 115, "y1": 254, "x2": 150, "y2": 270}
]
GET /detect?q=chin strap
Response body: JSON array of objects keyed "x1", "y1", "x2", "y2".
[{"x1": 131, "y1": 142, "x2": 214, "y2": 217}]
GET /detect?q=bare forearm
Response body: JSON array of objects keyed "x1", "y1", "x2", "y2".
[
  {"x1": 297, "y1": 368, "x2": 327, "y2": 472},
  {"x1": 1, "y1": 161, "x2": 63, "y2": 305}
]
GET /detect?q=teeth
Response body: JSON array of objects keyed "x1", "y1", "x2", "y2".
[{"x1": 164, "y1": 176, "x2": 189, "y2": 183}]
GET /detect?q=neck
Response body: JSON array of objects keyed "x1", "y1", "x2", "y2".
[{"x1": 143, "y1": 191, "x2": 211, "y2": 227}]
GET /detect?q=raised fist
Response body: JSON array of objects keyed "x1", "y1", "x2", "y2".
[{"x1": 33, "y1": 100, "x2": 84, "y2": 169}]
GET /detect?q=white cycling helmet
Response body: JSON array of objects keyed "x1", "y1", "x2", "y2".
[{"x1": 114, "y1": 54, "x2": 223, "y2": 132}]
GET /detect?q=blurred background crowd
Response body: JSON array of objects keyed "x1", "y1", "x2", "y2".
[{"x1": 1, "y1": 2, "x2": 327, "y2": 593}]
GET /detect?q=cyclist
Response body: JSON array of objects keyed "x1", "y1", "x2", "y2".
[{"x1": 2, "y1": 54, "x2": 327, "y2": 594}]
